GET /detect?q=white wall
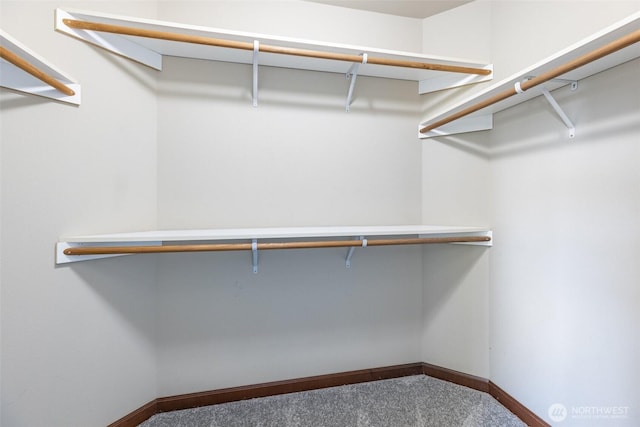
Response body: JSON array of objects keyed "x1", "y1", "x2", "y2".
[
  {"x1": 488, "y1": 3, "x2": 640, "y2": 425},
  {"x1": 420, "y1": 1, "x2": 640, "y2": 425},
  {"x1": 420, "y1": 0, "x2": 493, "y2": 120},
  {"x1": 154, "y1": 57, "x2": 425, "y2": 397},
  {"x1": 154, "y1": 0, "x2": 424, "y2": 395},
  {"x1": 3, "y1": 0, "x2": 639, "y2": 425},
  {"x1": 1, "y1": 1, "x2": 158, "y2": 426},
  {"x1": 420, "y1": 130, "x2": 491, "y2": 378},
  {"x1": 490, "y1": 52, "x2": 640, "y2": 427},
  {"x1": 2, "y1": 1, "x2": 425, "y2": 424},
  {"x1": 157, "y1": 0, "x2": 423, "y2": 52},
  {"x1": 419, "y1": 1, "x2": 493, "y2": 379}
]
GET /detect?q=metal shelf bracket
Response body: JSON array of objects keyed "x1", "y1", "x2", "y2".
[
  {"x1": 252, "y1": 239, "x2": 258, "y2": 273},
  {"x1": 252, "y1": 40, "x2": 259, "y2": 107},
  {"x1": 540, "y1": 86, "x2": 576, "y2": 139},
  {"x1": 345, "y1": 236, "x2": 366, "y2": 268},
  {"x1": 346, "y1": 53, "x2": 367, "y2": 112},
  {"x1": 520, "y1": 77, "x2": 577, "y2": 139}
]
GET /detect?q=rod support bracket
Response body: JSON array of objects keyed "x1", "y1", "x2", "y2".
[
  {"x1": 252, "y1": 40, "x2": 259, "y2": 107},
  {"x1": 345, "y1": 236, "x2": 366, "y2": 268},
  {"x1": 252, "y1": 239, "x2": 258, "y2": 273},
  {"x1": 345, "y1": 53, "x2": 367, "y2": 112},
  {"x1": 540, "y1": 86, "x2": 576, "y2": 139}
]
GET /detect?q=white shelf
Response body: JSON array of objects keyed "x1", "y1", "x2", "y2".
[
  {"x1": 0, "y1": 29, "x2": 81, "y2": 105},
  {"x1": 54, "y1": 8, "x2": 492, "y2": 105},
  {"x1": 56, "y1": 225, "x2": 492, "y2": 266},
  {"x1": 419, "y1": 11, "x2": 640, "y2": 138}
]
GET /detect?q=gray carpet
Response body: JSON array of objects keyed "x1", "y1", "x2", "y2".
[{"x1": 139, "y1": 375, "x2": 527, "y2": 427}]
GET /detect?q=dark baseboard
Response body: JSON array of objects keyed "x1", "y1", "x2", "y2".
[
  {"x1": 421, "y1": 362, "x2": 490, "y2": 393},
  {"x1": 420, "y1": 362, "x2": 549, "y2": 427},
  {"x1": 489, "y1": 381, "x2": 550, "y2": 427},
  {"x1": 107, "y1": 362, "x2": 549, "y2": 427},
  {"x1": 156, "y1": 362, "x2": 424, "y2": 413},
  {"x1": 107, "y1": 400, "x2": 157, "y2": 427}
]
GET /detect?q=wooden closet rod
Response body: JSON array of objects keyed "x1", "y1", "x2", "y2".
[
  {"x1": 420, "y1": 27, "x2": 640, "y2": 134},
  {"x1": 0, "y1": 46, "x2": 75, "y2": 96},
  {"x1": 63, "y1": 235, "x2": 491, "y2": 256},
  {"x1": 62, "y1": 19, "x2": 491, "y2": 76}
]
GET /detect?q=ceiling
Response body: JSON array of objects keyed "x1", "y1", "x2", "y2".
[{"x1": 304, "y1": 1, "x2": 473, "y2": 19}]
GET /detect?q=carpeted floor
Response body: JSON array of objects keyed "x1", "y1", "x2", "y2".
[{"x1": 139, "y1": 375, "x2": 527, "y2": 427}]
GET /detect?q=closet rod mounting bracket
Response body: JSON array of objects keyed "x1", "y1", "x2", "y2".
[
  {"x1": 252, "y1": 40, "x2": 259, "y2": 107},
  {"x1": 252, "y1": 239, "x2": 258, "y2": 273},
  {"x1": 345, "y1": 236, "x2": 366, "y2": 268},
  {"x1": 540, "y1": 86, "x2": 576, "y2": 138},
  {"x1": 345, "y1": 53, "x2": 367, "y2": 112},
  {"x1": 524, "y1": 76, "x2": 578, "y2": 90}
]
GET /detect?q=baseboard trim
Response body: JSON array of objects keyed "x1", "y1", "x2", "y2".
[
  {"x1": 107, "y1": 362, "x2": 549, "y2": 427},
  {"x1": 107, "y1": 400, "x2": 157, "y2": 427},
  {"x1": 420, "y1": 363, "x2": 549, "y2": 427},
  {"x1": 489, "y1": 381, "x2": 550, "y2": 427},
  {"x1": 421, "y1": 362, "x2": 490, "y2": 393},
  {"x1": 156, "y1": 362, "x2": 424, "y2": 413}
]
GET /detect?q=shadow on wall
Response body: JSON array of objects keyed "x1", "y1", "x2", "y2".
[
  {"x1": 156, "y1": 56, "x2": 421, "y2": 116},
  {"x1": 421, "y1": 244, "x2": 489, "y2": 325},
  {"x1": 67, "y1": 253, "x2": 157, "y2": 345},
  {"x1": 490, "y1": 70, "x2": 640, "y2": 159},
  {"x1": 91, "y1": 47, "x2": 159, "y2": 94},
  {"x1": 0, "y1": 89, "x2": 76, "y2": 110},
  {"x1": 147, "y1": 245, "x2": 425, "y2": 393},
  {"x1": 153, "y1": 246, "x2": 423, "y2": 346},
  {"x1": 61, "y1": 245, "x2": 423, "y2": 362}
]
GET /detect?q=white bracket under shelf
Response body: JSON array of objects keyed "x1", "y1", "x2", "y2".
[
  {"x1": 519, "y1": 76, "x2": 577, "y2": 139},
  {"x1": 55, "y1": 9, "x2": 162, "y2": 70},
  {"x1": 0, "y1": 28, "x2": 81, "y2": 105},
  {"x1": 345, "y1": 53, "x2": 367, "y2": 112},
  {"x1": 345, "y1": 236, "x2": 365, "y2": 268},
  {"x1": 252, "y1": 40, "x2": 259, "y2": 107},
  {"x1": 418, "y1": 9, "x2": 640, "y2": 140},
  {"x1": 539, "y1": 83, "x2": 577, "y2": 139},
  {"x1": 252, "y1": 239, "x2": 259, "y2": 273},
  {"x1": 419, "y1": 78, "x2": 578, "y2": 139}
]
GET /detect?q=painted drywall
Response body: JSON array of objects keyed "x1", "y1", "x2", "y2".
[
  {"x1": 3, "y1": 0, "x2": 638, "y2": 425},
  {"x1": 157, "y1": 0, "x2": 424, "y2": 52},
  {"x1": 0, "y1": 1, "x2": 159, "y2": 426},
  {"x1": 154, "y1": 0, "x2": 424, "y2": 395},
  {"x1": 489, "y1": 0, "x2": 640, "y2": 81},
  {"x1": 419, "y1": 0, "x2": 640, "y2": 124},
  {"x1": 420, "y1": 129, "x2": 491, "y2": 378},
  {"x1": 488, "y1": 3, "x2": 640, "y2": 426},
  {"x1": 490, "y1": 54, "x2": 640, "y2": 427},
  {"x1": 0, "y1": 0, "x2": 425, "y2": 423},
  {"x1": 420, "y1": 1, "x2": 640, "y2": 425},
  {"x1": 155, "y1": 246, "x2": 424, "y2": 395},
  {"x1": 419, "y1": 0, "x2": 493, "y2": 120},
  {"x1": 154, "y1": 61, "x2": 425, "y2": 395},
  {"x1": 419, "y1": 0, "x2": 493, "y2": 381}
]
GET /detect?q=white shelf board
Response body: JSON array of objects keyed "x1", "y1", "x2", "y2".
[
  {"x1": 419, "y1": 10, "x2": 640, "y2": 138},
  {"x1": 54, "y1": 8, "x2": 492, "y2": 94},
  {"x1": 56, "y1": 225, "x2": 492, "y2": 265},
  {"x1": 61, "y1": 225, "x2": 490, "y2": 243},
  {"x1": 0, "y1": 29, "x2": 81, "y2": 105}
]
